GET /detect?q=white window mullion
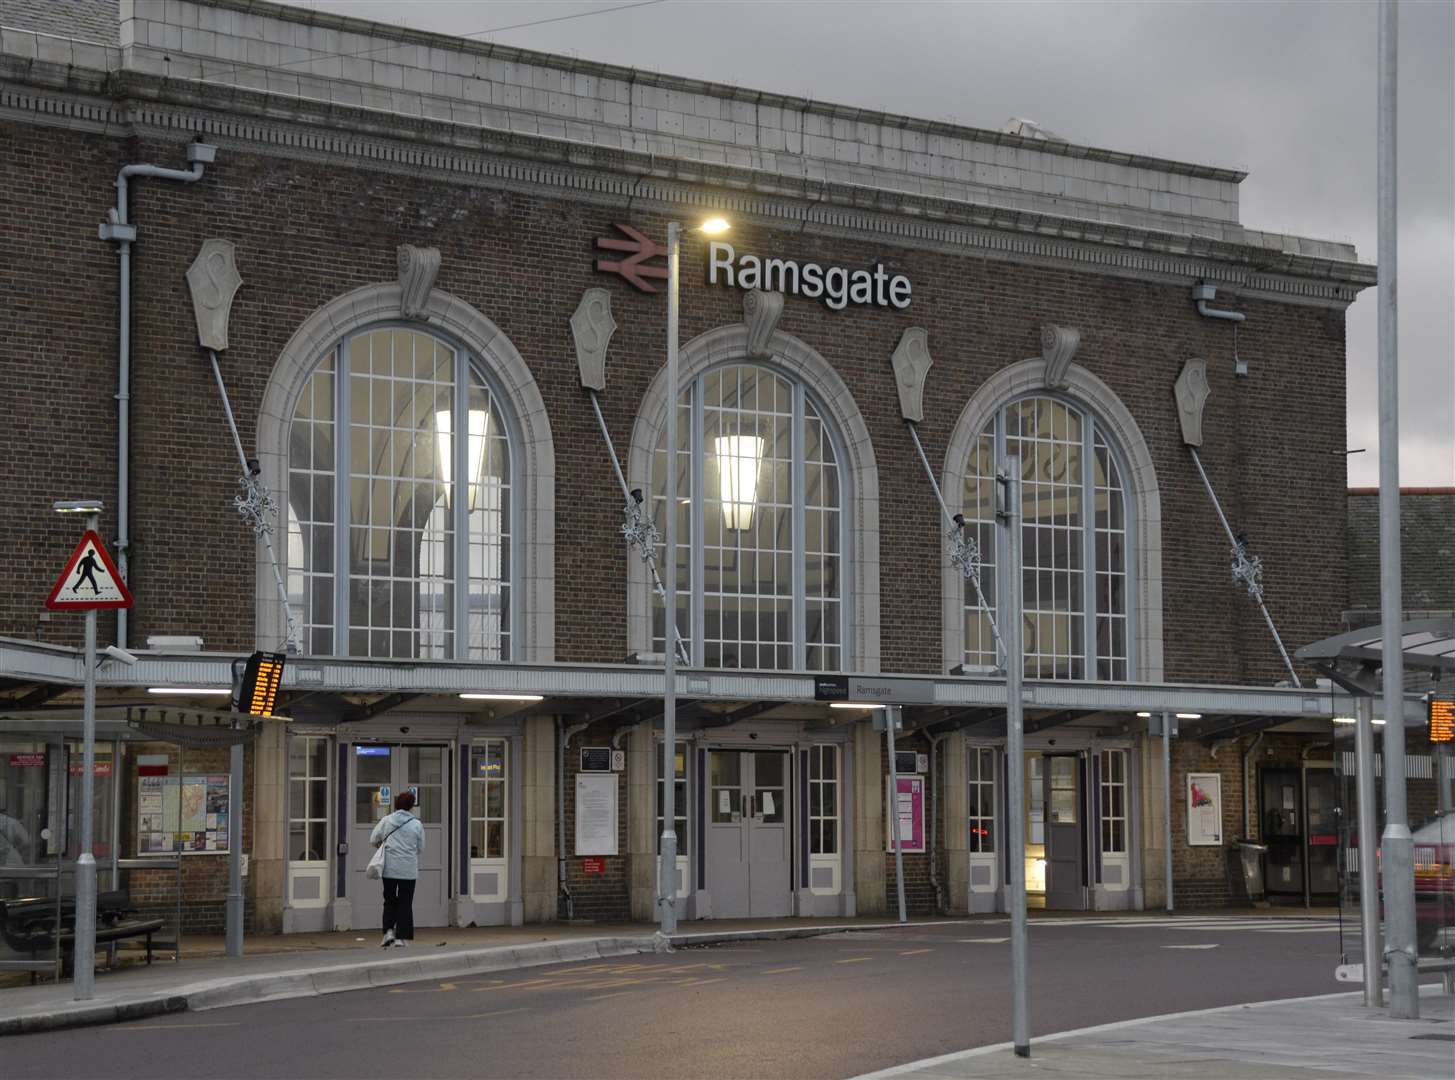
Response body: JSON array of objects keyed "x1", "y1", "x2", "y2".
[
  {"x1": 453, "y1": 348, "x2": 469, "y2": 659},
  {"x1": 690, "y1": 381, "x2": 705, "y2": 666},
  {"x1": 333, "y1": 344, "x2": 352, "y2": 657}
]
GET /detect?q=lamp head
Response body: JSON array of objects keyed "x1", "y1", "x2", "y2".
[
  {"x1": 699, "y1": 217, "x2": 730, "y2": 236},
  {"x1": 53, "y1": 499, "x2": 103, "y2": 515}
]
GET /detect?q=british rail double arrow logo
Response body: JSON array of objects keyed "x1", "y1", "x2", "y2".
[{"x1": 593, "y1": 224, "x2": 668, "y2": 293}]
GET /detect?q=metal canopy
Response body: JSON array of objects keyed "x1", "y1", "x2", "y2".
[{"x1": 1295, "y1": 616, "x2": 1455, "y2": 696}]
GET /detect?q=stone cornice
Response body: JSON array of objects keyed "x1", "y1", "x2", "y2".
[
  {"x1": 0, "y1": 59, "x2": 1376, "y2": 308},
  {"x1": 200, "y1": 0, "x2": 1247, "y2": 184}
]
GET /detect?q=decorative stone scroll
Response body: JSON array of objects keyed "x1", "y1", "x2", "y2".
[
  {"x1": 397, "y1": 244, "x2": 442, "y2": 320},
  {"x1": 890, "y1": 327, "x2": 932, "y2": 423},
  {"x1": 1174, "y1": 357, "x2": 1211, "y2": 447},
  {"x1": 1040, "y1": 323, "x2": 1081, "y2": 388},
  {"x1": 570, "y1": 288, "x2": 617, "y2": 392},
  {"x1": 184, "y1": 238, "x2": 242, "y2": 352},
  {"x1": 742, "y1": 289, "x2": 785, "y2": 359}
]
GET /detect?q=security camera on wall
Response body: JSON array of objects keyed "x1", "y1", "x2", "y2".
[{"x1": 103, "y1": 644, "x2": 139, "y2": 666}]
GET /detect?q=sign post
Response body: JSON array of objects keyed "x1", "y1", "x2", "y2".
[
  {"x1": 47, "y1": 505, "x2": 132, "y2": 1000},
  {"x1": 882, "y1": 705, "x2": 907, "y2": 925}
]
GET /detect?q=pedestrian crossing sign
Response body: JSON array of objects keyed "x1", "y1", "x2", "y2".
[{"x1": 45, "y1": 529, "x2": 133, "y2": 610}]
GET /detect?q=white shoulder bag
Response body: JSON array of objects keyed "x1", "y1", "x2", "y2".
[{"x1": 365, "y1": 818, "x2": 404, "y2": 880}]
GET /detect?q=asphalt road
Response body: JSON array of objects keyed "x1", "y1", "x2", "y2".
[{"x1": 5, "y1": 915, "x2": 1345, "y2": 1079}]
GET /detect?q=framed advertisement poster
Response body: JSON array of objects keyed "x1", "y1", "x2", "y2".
[
  {"x1": 1186, "y1": 772, "x2": 1223, "y2": 846},
  {"x1": 884, "y1": 776, "x2": 925, "y2": 853}
]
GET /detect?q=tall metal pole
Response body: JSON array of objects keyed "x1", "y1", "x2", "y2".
[
  {"x1": 73, "y1": 509, "x2": 100, "y2": 1000},
  {"x1": 1376, "y1": 0, "x2": 1418, "y2": 1021},
  {"x1": 1163, "y1": 711, "x2": 1174, "y2": 913},
  {"x1": 658, "y1": 221, "x2": 681, "y2": 936},
  {"x1": 1355, "y1": 696, "x2": 1383, "y2": 1007},
  {"x1": 885, "y1": 706, "x2": 907, "y2": 924},
  {"x1": 226, "y1": 732, "x2": 244, "y2": 958},
  {"x1": 998, "y1": 456, "x2": 1029, "y2": 1058}
]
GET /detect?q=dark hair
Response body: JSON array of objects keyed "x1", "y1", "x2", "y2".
[{"x1": 394, "y1": 791, "x2": 416, "y2": 812}]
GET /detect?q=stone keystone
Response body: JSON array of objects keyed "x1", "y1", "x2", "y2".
[
  {"x1": 397, "y1": 244, "x2": 442, "y2": 320},
  {"x1": 743, "y1": 289, "x2": 785, "y2": 359},
  {"x1": 1040, "y1": 323, "x2": 1082, "y2": 388}
]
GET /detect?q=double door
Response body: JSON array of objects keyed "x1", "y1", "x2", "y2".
[
  {"x1": 1261, "y1": 767, "x2": 1338, "y2": 903},
  {"x1": 349, "y1": 744, "x2": 449, "y2": 929},
  {"x1": 706, "y1": 750, "x2": 791, "y2": 918}
]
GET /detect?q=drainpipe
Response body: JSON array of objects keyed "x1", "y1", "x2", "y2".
[
  {"x1": 557, "y1": 717, "x2": 592, "y2": 919},
  {"x1": 97, "y1": 142, "x2": 216, "y2": 649},
  {"x1": 1191, "y1": 281, "x2": 1248, "y2": 378},
  {"x1": 927, "y1": 730, "x2": 948, "y2": 915}
]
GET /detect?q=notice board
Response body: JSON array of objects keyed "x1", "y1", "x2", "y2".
[
  {"x1": 575, "y1": 773, "x2": 618, "y2": 856},
  {"x1": 138, "y1": 774, "x2": 230, "y2": 854}
]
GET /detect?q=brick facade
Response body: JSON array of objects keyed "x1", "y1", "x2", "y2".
[{"x1": 1, "y1": 0, "x2": 1401, "y2": 933}]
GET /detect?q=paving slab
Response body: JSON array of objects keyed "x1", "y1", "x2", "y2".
[{"x1": 858, "y1": 987, "x2": 1455, "y2": 1080}]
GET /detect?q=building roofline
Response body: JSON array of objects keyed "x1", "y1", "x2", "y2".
[{"x1": 188, "y1": 0, "x2": 1249, "y2": 184}]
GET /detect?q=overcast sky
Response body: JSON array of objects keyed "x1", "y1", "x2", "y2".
[{"x1": 282, "y1": 0, "x2": 1454, "y2": 487}]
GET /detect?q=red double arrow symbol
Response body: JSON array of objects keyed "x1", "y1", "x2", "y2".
[{"x1": 594, "y1": 224, "x2": 668, "y2": 293}]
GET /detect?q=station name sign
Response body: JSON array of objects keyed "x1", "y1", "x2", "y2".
[{"x1": 708, "y1": 241, "x2": 912, "y2": 311}]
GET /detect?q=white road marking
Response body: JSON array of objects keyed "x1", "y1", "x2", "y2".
[
  {"x1": 1162, "y1": 943, "x2": 1220, "y2": 950},
  {"x1": 958, "y1": 937, "x2": 1010, "y2": 943}
]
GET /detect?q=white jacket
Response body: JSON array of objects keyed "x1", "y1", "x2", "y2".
[{"x1": 369, "y1": 809, "x2": 425, "y2": 880}]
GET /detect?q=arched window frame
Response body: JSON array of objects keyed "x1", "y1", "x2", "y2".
[
  {"x1": 941, "y1": 359, "x2": 1163, "y2": 682},
  {"x1": 627, "y1": 325, "x2": 881, "y2": 675},
  {"x1": 286, "y1": 322, "x2": 519, "y2": 661},
  {"x1": 257, "y1": 283, "x2": 556, "y2": 663}
]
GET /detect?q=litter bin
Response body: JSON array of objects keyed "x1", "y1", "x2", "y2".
[{"x1": 1233, "y1": 840, "x2": 1268, "y2": 904}]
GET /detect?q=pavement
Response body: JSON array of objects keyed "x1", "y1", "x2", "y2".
[
  {"x1": 856, "y1": 987, "x2": 1455, "y2": 1080},
  {"x1": 0, "y1": 914, "x2": 966, "y2": 1036}
]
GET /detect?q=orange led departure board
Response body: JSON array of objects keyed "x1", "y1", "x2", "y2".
[
  {"x1": 241, "y1": 651, "x2": 286, "y2": 717},
  {"x1": 1430, "y1": 697, "x2": 1455, "y2": 744}
]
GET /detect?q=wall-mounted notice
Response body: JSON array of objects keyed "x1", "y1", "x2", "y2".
[
  {"x1": 1186, "y1": 772, "x2": 1223, "y2": 847},
  {"x1": 138, "y1": 774, "x2": 230, "y2": 855},
  {"x1": 885, "y1": 776, "x2": 925, "y2": 853},
  {"x1": 575, "y1": 773, "x2": 618, "y2": 857}
]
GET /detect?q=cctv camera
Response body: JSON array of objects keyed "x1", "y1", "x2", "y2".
[
  {"x1": 104, "y1": 645, "x2": 139, "y2": 666},
  {"x1": 399, "y1": 726, "x2": 410, "y2": 735}
]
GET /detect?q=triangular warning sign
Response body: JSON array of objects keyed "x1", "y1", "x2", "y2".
[{"x1": 45, "y1": 530, "x2": 133, "y2": 611}]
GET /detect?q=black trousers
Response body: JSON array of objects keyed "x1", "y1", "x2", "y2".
[{"x1": 381, "y1": 877, "x2": 416, "y2": 940}]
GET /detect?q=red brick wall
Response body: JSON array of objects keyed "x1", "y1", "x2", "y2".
[
  {"x1": 559, "y1": 727, "x2": 631, "y2": 922},
  {"x1": 0, "y1": 121, "x2": 1350, "y2": 685}
]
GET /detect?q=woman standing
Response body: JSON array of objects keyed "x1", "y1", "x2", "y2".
[{"x1": 370, "y1": 790, "x2": 425, "y2": 947}]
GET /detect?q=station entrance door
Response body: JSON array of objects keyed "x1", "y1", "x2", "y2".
[
  {"x1": 1024, "y1": 752, "x2": 1087, "y2": 911},
  {"x1": 705, "y1": 749, "x2": 791, "y2": 917},
  {"x1": 348, "y1": 744, "x2": 450, "y2": 929}
]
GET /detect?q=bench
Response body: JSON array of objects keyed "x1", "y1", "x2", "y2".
[{"x1": 0, "y1": 891, "x2": 165, "y2": 973}]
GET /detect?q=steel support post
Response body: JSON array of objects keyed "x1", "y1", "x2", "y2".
[
  {"x1": 885, "y1": 706, "x2": 907, "y2": 924},
  {"x1": 1355, "y1": 696, "x2": 1383, "y2": 1006},
  {"x1": 657, "y1": 221, "x2": 681, "y2": 936},
  {"x1": 998, "y1": 457, "x2": 1029, "y2": 1057},
  {"x1": 1163, "y1": 711, "x2": 1174, "y2": 913},
  {"x1": 73, "y1": 520, "x2": 99, "y2": 1000},
  {"x1": 1376, "y1": 0, "x2": 1418, "y2": 1020},
  {"x1": 226, "y1": 735, "x2": 244, "y2": 957}
]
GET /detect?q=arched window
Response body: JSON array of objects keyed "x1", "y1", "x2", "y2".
[
  {"x1": 286, "y1": 326, "x2": 513, "y2": 661},
  {"x1": 961, "y1": 395, "x2": 1130, "y2": 681},
  {"x1": 651, "y1": 363, "x2": 844, "y2": 672}
]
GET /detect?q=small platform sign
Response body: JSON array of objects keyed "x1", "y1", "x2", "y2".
[{"x1": 45, "y1": 530, "x2": 132, "y2": 611}]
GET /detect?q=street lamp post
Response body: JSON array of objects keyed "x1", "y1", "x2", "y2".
[
  {"x1": 659, "y1": 220, "x2": 682, "y2": 936},
  {"x1": 658, "y1": 217, "x2": 729, "y2": 936}
]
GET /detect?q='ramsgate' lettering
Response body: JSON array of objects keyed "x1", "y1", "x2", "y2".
[{"x1": 707, "y1": 241, "x2": 911, "y2": 311}]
